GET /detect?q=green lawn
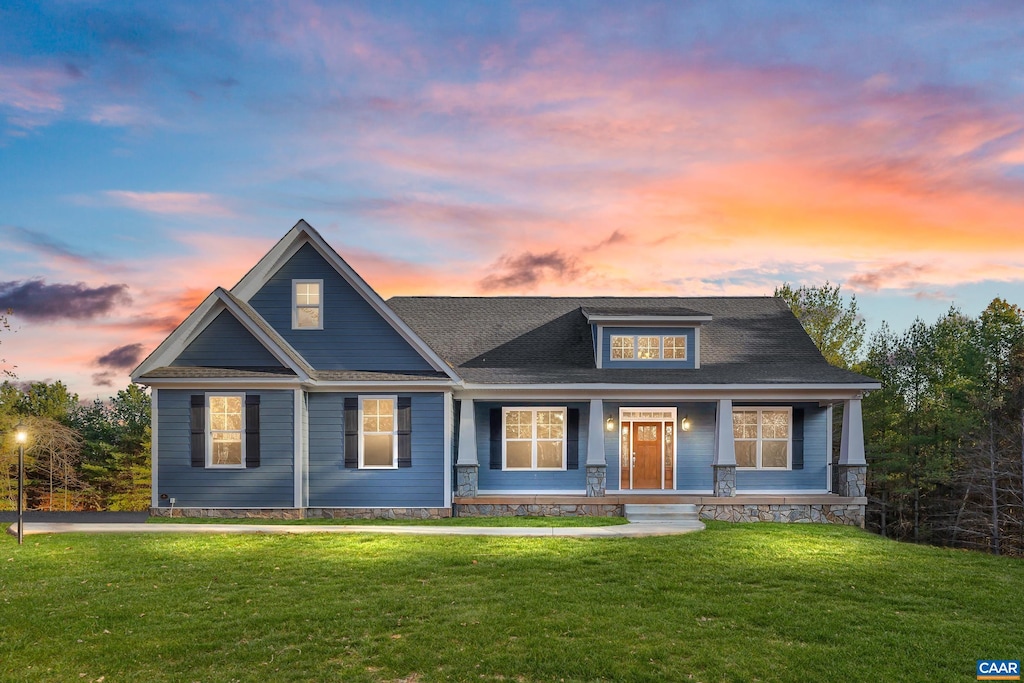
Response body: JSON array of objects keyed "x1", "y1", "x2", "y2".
[
  {"x1": 146, "y1": 515, "x2": 628, "y2": 527},
  {"x1": 2, "y1": 523, "x2": 1021, "y2": 682}
]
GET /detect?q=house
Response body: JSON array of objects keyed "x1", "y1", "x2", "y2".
[{"x1": 131, "y1": 220, "x2": 880, "y2": 525}]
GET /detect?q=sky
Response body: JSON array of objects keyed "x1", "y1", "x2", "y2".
[{"x1": 2, "y1": 1, "x2": 1024, "y2": 399}]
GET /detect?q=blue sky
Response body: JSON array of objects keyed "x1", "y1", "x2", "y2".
[{"x1": 2, "y1": 1, "x2": 1024, "y2": 397}]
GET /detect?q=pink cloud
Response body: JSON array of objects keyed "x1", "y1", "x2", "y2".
[{"x1": 102, "y1": 191, "x2": 236, "y2": 217}]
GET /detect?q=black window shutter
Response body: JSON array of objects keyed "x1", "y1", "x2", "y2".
[
  {"x1": 190, "y1": 395, "x2": 205, "y2": 467},
  {"x1": 344, "y1": 397, "x2": 359, "y2": 468},
  {"x1": 566, "y1": 408, "x2": 580, "y2": 470},
  {"x1": 791, "y1": 408, "x2": 804, "y2": 470},
  {"x1": 397, "y1": 396, "x2": 412, "y2": 468},
  {"x1": 245, "y1": 395, "x2": 261, "y2": 468},
  {"x1": 489, "y1": 408, "x2": 502, "y2": 469}
]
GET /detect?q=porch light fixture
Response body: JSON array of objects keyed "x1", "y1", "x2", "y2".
[
  {"x1": 680, "y1": 415, "x2": 691, "y2": 432},
  {"x1": 15, "y1": 422, "x2": 27, "y2": 545},
  {"x1": 605, "y1": 417, "x2": 615, "y2": 431}
]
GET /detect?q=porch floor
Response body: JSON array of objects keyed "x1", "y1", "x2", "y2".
[{"x1": 455, "y1": 494, "x2": 867, "y2": 506}]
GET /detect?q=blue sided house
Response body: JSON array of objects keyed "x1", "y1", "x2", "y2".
[{"x1": 132, "y1": 220, "x2": 880, "y2": 525}]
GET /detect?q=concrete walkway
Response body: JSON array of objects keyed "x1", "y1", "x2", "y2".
[{"x1": 7, "y1": 520, "x2": 704, "y2": 539}]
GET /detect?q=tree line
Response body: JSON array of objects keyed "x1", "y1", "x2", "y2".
[
  {"x1": 0, "y1": 382, "x2": 151, "y2": 511},
  {"x1": 780, "y1": 284, "x2": 1024, "y2": 556}
]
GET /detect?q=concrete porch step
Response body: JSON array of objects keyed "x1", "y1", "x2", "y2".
[{"x1": 624, "y1": 503, "x2": 701, "y2": 524}]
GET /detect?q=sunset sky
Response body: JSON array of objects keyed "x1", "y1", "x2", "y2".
[{"x1": 2, "y1": 1, "x2": 1024, "y2": 398}]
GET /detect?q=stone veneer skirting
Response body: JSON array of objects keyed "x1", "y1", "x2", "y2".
[
  {"x1": 698, "y1": 504, "x2": 864, "y2": 527},
  {"x1": 455, "y1": 503, "x2": 622, "y2": 517},
  {"x1": 150, "y1": 507, "x2": 452, "y2": 520},
  {"x1": 454, "y1": 495, "x2": 866, "y2": 527}
]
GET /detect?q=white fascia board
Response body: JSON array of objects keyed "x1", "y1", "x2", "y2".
[
  {"x1": 131, "y1": 290, "x2": 223, "y2": 378},
  {"x1": 455, "y1": 383, "x2": 881, "y2": 401},
  {"x1": 229, "y1": 220, "x2": 461, "y2": 382},
  {"x1": 585, "y1": 315, "x2": 712, "y2": 324}
]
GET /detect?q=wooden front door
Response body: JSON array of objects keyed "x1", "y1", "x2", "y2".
[{"x1": 631, "y1": 422, "x2": 662, "y2": 489}]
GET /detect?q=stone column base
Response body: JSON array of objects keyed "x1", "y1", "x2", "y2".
[
  {"x1": 834, "y1": 465, "x2": 866, "y2": 498},
  {"x1": 713, "y1": 465, "x2": 736, "y2": 497},
  {"x1": 455, "y1": 464, "x2": 479, "y2": 498},
  {"x1": 586, "y1": 464, "x2": 607, "y2": 497}
]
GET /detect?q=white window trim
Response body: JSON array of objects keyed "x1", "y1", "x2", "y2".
[
  {"x1": 359, "y1": 394, "x2": 398, "y2": 469},
  {"x1": 206, "y1": 392, "x2": 246, "y2": 469},
  {"x1": 292, "y1": 279, "x2": 324, "y2": 330},
  {"x1": 734, "y1": 406, "x2": 792, "y2": 471},
  {"x1": 502, "y1": 406, "x2": 568, "y2": 471},
  {"x1": 609, "y1": 335, "x2": 688, "y2": 362}
]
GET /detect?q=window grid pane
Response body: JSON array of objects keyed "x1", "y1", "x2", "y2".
[
  {"x1": 663, "y1": 336, "x2": 687, "y2": 359},
  {"x1": 361, "y1": 397, "x2": 396, "y2": 467},
  {"x1": 637, "y1": 336, "x2": 660, "y2": 359},
  {"x1": 733, "y1": 408, "x2": 790, "y2": 469},
  {"x1": 504, "y1": 408, "x2": 565, "y2": 470},
  {"x1": 611, "y1": 336, "x2": 634, "y2": 359},
  {"x1": 209, "y1": 395, "x2": 243, "y2": 466}
]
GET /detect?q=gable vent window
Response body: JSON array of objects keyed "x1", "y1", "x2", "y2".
[{"x1": 293, "y1": 279, "x2": 323, "y2": 330}]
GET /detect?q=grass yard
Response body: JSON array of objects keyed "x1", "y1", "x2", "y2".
[
  {"x1": 2, "y1": 523, "x2": 1022, "y2": 682},
  {"x1": 146, "y1": 515, "x2": 629, "y2": 527}
]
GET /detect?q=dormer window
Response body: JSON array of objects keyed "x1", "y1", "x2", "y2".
[
  {"x1": 611, "y1": 334, "x2": 688, "y2": 361},
  {"x1": 292, "y1": 279, "x2": 323, "y2": 330}
]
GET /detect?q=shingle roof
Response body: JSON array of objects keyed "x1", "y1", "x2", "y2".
[
  {"x1": 386, "y1": 296, "x2": 878, "y2": 386},
  {"x1": 139, "y1": 366, "x2": 297, "y2": 379},
  {"x1": 581, "y1": 305, "x2": 711, "y2": 319},
  {"x1": 139, "y1": 366, "x2": 449, "y2": 382}
]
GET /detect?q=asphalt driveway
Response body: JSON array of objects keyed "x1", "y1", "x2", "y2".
[{"x1": 0, "y1": 511, "x2": 148, "y2": 523}]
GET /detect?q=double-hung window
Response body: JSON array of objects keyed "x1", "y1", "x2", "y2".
[
  {"x1": 293, "y1": 279, "x2": 323, "y2": 329},
  {"x1": 734, "y1": 408, "x2": 791, "y2": 469},
  {"x1": 208, "y1": 394, "x2": 244, "y2": 467},
  {"x1": 360, "y1": 396, "x2": 397, "y2": 468},
  {"x1": 503, "y1": 407, "x2": 566, "y2": 470}
]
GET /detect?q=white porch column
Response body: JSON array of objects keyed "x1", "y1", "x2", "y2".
[
  {"x1": 836, "y1": 398, "x2": 867, "y2": 502},
  {"x1": 838, "y1": 398, "x2": 866, "y2": 466},
  {"x1": 586, "y1": 399, "x2": 607, "y2": 497},
  {"x1": 713, "y1": 399, "x2": 735, "y2": 466},
  {"x1": 455, "y1": 399, "x2": 479, "y2": 498},
  {"x1": 457, "y1": 399, "x2": 477, "y2": 466},
  {"x1": 587, "y1": 399, "x2": 606, "y2": 466},
  {"x1": 713, "y1": 399, "x2": 736, "y2": 497}
]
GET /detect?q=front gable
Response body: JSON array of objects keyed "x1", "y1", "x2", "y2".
[
  {"x1": 171, "y1": 309, "x2": 284, "y2": 369},
  {"x1": 246, "y1": 242, "x2": 437, "y2": 372}
]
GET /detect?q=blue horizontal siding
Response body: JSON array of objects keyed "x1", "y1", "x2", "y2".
[
  {"x1": 172, "y1": 310, "x2": 283, "y2": 368},
  {"x1": 307, "y1": 392, "x2": 445, "y2": 507},
  {"x1": 735, "y1": 404, "x2": 829, "y2": 491},
  {"x1": 247, "y1": 243, "x2": 434, "y2": 371},
  {"x1": 602, "y1": 326, "x2": 697, "y2": 369},
  {"x1": 603, "y1": 402, "x2": 716, "y2": 492},
  {"x1": 157, "y1": 389, "x2": 294, "y2": 507},
  {"x1": 475, "y1": 401, "x2": 589, "y2": 492}
]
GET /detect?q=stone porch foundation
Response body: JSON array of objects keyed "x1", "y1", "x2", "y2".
[
  {"x1": 454, "y1": 494, "x2": 866, "y2": 527},
  {"x1": 150, "y1": 507, "x2": 452, "y2": 520}
]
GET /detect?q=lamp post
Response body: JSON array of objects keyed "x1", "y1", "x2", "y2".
[{"x1": 15, "y1": 422, "x2": 26, "y2": 545}]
